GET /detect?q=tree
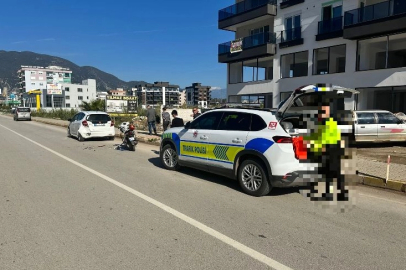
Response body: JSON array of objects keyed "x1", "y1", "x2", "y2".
[{"x1": 80, "y1": 99, "x2": 105, "y2": 111}]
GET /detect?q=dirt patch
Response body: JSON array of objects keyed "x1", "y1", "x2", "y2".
[{"x1": 356, "y1": 142, "x2": 406, "y2": 165}]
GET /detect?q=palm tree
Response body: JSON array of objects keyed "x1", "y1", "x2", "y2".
[{"x1": 80, "y1": 99, "x2": 105, "y2": 111}]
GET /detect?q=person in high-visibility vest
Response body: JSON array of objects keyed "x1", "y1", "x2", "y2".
[{"x1": 301, "y1": 96, "x2": 349, "y2": 202}]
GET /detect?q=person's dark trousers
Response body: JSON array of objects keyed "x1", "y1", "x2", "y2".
[
  {"x1": 148, "y1": 121, "x2": 157, "y2": 135},
  {"x1": 163, "y1": 121, "x2": 170, "y2": 131}
]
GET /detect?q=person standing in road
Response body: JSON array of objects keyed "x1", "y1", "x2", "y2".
[
  {"x1": 162, "y1": 106, "x2": 171, "y2": 131},
  {"x1": 146, "y1": 105, "x2": 157, "y2": 135},
  {"x1": 191, "y1": 107, "x2": 201, "y2": 119},
  {"x1": 171, "y1": 110, "x2": 184, "y2": 128}
]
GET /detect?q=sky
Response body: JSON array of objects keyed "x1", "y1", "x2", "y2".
[{"x1": 0, "y1": 0, "x2": 235, "y2": 90}]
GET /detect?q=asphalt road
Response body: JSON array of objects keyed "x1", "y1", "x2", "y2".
[{"x1": 1, "y1": 115, "x2": 405, "y2": 270}]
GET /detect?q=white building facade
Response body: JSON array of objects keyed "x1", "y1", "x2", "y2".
[{"x1": 218, "y1": 0, "x2": 406, "y2": 112}]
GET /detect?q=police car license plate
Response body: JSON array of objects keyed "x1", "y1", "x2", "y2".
[{"x1": 94, "y1": 124, "x2": 105, "y2": 126}]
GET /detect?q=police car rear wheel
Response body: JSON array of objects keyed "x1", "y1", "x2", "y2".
[
  {"x1": 238, "y1": 160, "x2": 270, "y2": 197},
  {"x1": 161, "y1": 144, "x2": 180, "y2": 171}
]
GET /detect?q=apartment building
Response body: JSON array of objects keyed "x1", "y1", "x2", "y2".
[
  {"x1": 185, "y1": 83, "x2": 211, "y2": 108},
  {"x1": 218, "y1": 0, "x2": 406, "y2": 112},
  {"x1": 179, "y1": 89, "x2": 186, "y2": 106},
  {"x1": 136, "y1": 81, "x2": 180, "y2": 108},
  {"x1": 23, "y1": 79, "x2": 97, "y2": 109},
  {"x1": 108, "y1": 88, "x2": 126, "y2": 96},
  {"x1": 18, "y1": 65, "x2": 72, "y2": 93}
]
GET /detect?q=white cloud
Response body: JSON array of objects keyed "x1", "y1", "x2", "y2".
[{"x1": 210, "y1": 86, "x2": 222, "y2": 91}]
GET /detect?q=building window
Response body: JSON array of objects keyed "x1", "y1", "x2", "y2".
[
  {"x1": 78, "y1": 96, "x2": 83, "y2": 100},
  {"x1": 229, "y1": 56, "x2": 273, "y2": 84},
  {"x1": 54, "y1": 97, "x2": 63, "y2": 108},
  {"x1": 31, "y1": 83, "x2": 36, "y2": 86},
  {"x1": 65, "y1": 73, "x2": 70, "y2": 78},
  {"x1": 46, "y1": 96, "x2": 52, "y2": 107},
  {"x1": 66, "y1": 103, "x2": 70, "y2": 108},
  {"x1": 39, "y1": 83, "x2": 44, "y2": 86},
  {"x1": 39, "y1": 72, "x2": 43, "y2": 75},
  {"x1": 87, "y1": 96, "x2": 89, "y2": 99},
  {"x1": 313, "y1": 44, "x2": 346, "y2": 75},
  {"x1": 65, "y1": 87, "x2": 69, "y2": 91},
  {"x1": 283, "y1": 14, "x2": 301, "y2": 42},
  {"x1": 357, "y1": 32, "x2": 406, "y2": 71},
  {"x1": 78, "y1": 88, "x2": 83, "y2": 92},
  {"x1": 281, "y1": 51, "x2": 308, "y2": 78},
  {"x1": 31, "y1": 71, "x2": 36, "y2": 74},
  {"x1": 280, "y1": 91, "x2": 293, "y2": 102},
  {"x1": 66, "y1": 96, "x2": 70, "y2": 100}
]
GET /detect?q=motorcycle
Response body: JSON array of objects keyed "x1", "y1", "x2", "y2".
[{"x1": 119, "y1": 126, "x2": 138, "y2": 151}]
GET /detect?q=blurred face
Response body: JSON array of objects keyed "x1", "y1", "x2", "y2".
[
  {"x1": 193, "y1": 109, "x2": 198, "y2": 114},
  {"x1": 320, "y1": 105, "x2": 330, "y2": 119}
]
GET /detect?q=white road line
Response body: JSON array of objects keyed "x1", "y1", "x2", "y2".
[
  {"x1": 0, "y1": 123, "x2": 293, "y2": 270},
  {"x1": 359, "y1": 193, "x2": 406, "y2": 205}
]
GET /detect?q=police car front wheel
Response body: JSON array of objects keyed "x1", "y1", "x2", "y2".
[
  {"x1": 161, "y1": 144, "x2": 180, "y2": 171},
  {"x1": 238, "y1": 160, "x2": 270, "y2": 197}
]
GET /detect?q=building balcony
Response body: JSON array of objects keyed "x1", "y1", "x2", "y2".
[
  {"x1": 316, "y1": 16, "x2": 343, "y2": 41},
  {"x1": 343, "y1": 0, "x2": 406, "y2": 40},
  {"x1": 280, "y1": 0, "x2": 305, "y2": 9},
  {"x1": 218, "y1": 0, "x2": 276, "y2": 31},
  {"x1": 218, "y1": 32, "x2": 276, "y2": 63},
  {"x1": 279, "y1": 27, "x2": 303, "y2": 48}
]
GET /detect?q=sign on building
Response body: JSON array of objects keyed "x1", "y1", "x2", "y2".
[
  {"x1": 106, "y1": 95, "x2": 138, "y2": 113},
  {"x1": 47, "y1": 84, "x2": 62, "y2": 95},
  {"x1": 230, "y1": 38, "x2": 243, "y2": 53}
]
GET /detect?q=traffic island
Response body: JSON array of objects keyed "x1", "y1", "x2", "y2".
[{"x1": 358, "y1": 174, "x2": 406, "y2": 193}]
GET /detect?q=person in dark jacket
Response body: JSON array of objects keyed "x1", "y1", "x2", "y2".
[
  {"x1": 146, "y1": 105, "x2": 157, "y2": 135},
  {"x1": 191, "y1": 107, "x2": 201, "y2": 119},
  {"x1": 171, "y1": 110, "x2": 184, "y2": 128}
]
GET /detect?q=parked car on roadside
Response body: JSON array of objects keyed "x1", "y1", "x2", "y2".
[
  {"x1": 353, "y1": 110, "x2": 406, "y2": 143},
  {"x1": 67, "y1": 111, "x2": 115, "y2": 141},
  {"x1": 13, "y1": 107, "x2": 31, "y2": 121}
]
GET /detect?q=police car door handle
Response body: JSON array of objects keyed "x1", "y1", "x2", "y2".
[
  {"x1": 200, "y1": 135, "x2": 208, "y2": 140},
  {"x1": 232, "y1": 139, "x2": 242, "y2": 143}
]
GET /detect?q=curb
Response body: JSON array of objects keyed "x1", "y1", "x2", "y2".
[{"x1": 358, "y1": 175, "x2": 406, "y2": 193}]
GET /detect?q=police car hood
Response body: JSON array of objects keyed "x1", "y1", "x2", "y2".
[{"x1": 276, "y1": 84, "x2": 359, "y2": 119}]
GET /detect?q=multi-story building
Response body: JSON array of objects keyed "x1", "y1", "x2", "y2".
[
  {"x1": 185, "y1": 83, "x2": 211, "y2": 108},
  {"x1": 179, "y1": 89, "x2": 187, "y2": 106},
  {"x1": 18, "y1": 65, "x2": 72, "y2": 93},
  {"x1": 23, "y1": 79, "x2": 97, "y2": 109},
  {"x1": 218, "y1": 0, "x2": 406, "y2": 112},
  {"x1": 136, "y1": 81, "x2": 180, "y2": 108},
  {"x1": 108, "y1": 89, "x2": 126, "y2": 96}
]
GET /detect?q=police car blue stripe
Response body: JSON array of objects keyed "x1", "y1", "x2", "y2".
[{"x1": 181, "y1": 154, "x2": 233, "y2": 164}]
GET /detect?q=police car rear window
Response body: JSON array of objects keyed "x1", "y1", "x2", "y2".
[{"x1": 251, "y1": 114, "x2": 267, "y2": 131}]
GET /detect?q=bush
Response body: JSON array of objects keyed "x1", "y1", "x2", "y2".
[{"x1": 31, "y1": 108, "x2": 79, "y2": 120}]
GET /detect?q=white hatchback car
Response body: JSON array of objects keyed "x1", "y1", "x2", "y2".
[{"x1": 67, "y1": 111, "x2": 115, "y2": 141}]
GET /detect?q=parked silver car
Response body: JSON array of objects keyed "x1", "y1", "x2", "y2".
[
  {"x1": 353, "y1": 110, "x2": 406, "y2": 142},
  {"x1": 13, "y1": 107, "x2": 31, "y2": 121}
]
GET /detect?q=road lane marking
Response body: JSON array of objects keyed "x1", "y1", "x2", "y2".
[{"x1": 0, "y1": 123, "x2": 293, "y2": 270}]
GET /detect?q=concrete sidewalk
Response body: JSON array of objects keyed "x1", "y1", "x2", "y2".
[{"x1": 4, "y1": 114, "x2": 405, "y2": 193}]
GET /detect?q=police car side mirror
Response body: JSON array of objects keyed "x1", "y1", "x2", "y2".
[{"x1": 185, "y1": 121, "x2": 191, "y2": 129}]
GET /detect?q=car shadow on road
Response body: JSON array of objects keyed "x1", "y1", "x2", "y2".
[{"x1": 147, "y1": 157, "x2": 300, "y2": 196}]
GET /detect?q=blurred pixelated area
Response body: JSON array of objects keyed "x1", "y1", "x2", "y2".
[{"x1": 285, "y1": 84, "x2": 358, "y2": 212}]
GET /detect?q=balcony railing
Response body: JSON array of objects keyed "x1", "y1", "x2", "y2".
[
  {"x1": 218, "y1": 31, "x2": 276, "y2": 55},
  {"x1": 344, "y1": 0, "x2": 406, "y2": 27},
  {"x1": 318, "y1": 16, "x2": 343, "y2": 35},
  {"x1": 281, "y1": 27, "x2": 302, "y2": 43},
  {"x1": 219, "y1": 0, "x2": 277, "y2": 21}
]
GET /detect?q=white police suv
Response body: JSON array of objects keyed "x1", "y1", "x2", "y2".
[{"x1": 159, "y1": 84, "x2": 358, "y2": 196}]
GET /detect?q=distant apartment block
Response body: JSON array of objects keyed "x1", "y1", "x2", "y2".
[
  {"x1": 18, "y1": 65, "x2": 72, "y2": 93},
  {"x1": 185, "y1": 83, "x2": 211, "y2": 108},
  {"x1": 108, "y1": 88, "x2": 126, "y2": 96},
  {"x1": 179, "y1": 89, "x2": 186, "y2": 106},
  {"x1": 136, "y1": 81, "x2": 180, "y2": 108},
  {"x1": 22, "y1": 79, "x2": 96, "y2": 109}
]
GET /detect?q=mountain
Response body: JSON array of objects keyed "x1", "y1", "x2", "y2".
[
  {"x1": 210, "y1": 88, "x2": 227, "y2": 99},
  {"x1": 0, "y1": 50, "x2": 147, "y2": 93}
]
